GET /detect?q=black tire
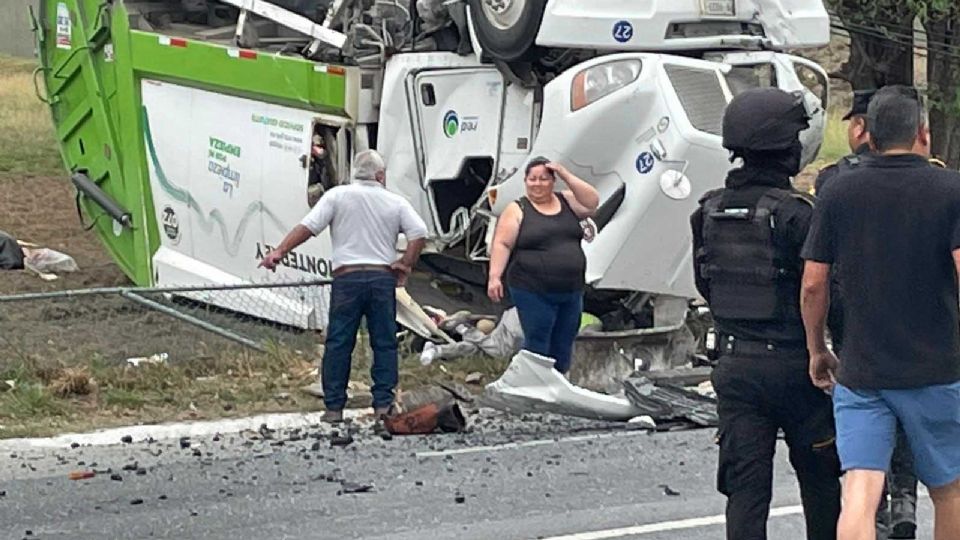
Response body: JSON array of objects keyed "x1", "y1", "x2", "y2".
[{"x1": 467, "y1": 0, "x2": 547, "y2": 62}]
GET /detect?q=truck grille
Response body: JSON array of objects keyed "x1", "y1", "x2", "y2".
[{"x1": 664, "y1": 65, "x2": 727, "y2": 136}]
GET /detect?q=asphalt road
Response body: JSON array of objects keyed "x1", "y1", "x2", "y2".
[{"x1": 0, "y1": 411, "x2": 936, "y2": 540}]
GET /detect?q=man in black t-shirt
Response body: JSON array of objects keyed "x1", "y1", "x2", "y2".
[{"x1": 802, "y1": 85, "x2": 960, "y2": 539}]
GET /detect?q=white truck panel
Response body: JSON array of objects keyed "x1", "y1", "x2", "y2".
[
  {"x1": 535, "y1": 0, "x2": 830, "y2": 51},
  {"x1": 142, "y1": 80, "x2": 332, "y2": 328}
]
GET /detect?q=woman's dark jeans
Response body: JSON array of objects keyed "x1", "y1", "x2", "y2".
[{"x1": 509, "y1": 286, "x2": 582, "y2": 373}]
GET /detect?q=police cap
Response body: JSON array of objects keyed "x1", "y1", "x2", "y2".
[
  {"x1": 842, "y1": 89, "x2": 877, "y2": 121},
  {"x1": 722, "y1": 88, "x2": 810, "y2": 153}
]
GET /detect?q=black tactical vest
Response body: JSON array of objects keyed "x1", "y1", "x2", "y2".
[{"x1": 697, "y1": 188, "x2": 808, "y2": 322}]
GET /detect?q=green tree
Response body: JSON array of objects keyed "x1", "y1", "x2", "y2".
[
  {"x1": 828, "y1": 0, "x2": 960, "y2": 166},
  {"x1": 924, "y1": 2, "x2": 960, "y2": 166}
]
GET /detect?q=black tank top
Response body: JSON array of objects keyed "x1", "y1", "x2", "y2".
[{"x1": 506, "y1": 195, "x2": 586, "y2": 293}]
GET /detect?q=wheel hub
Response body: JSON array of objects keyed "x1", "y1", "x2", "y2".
[{"x1": 481, "y1": 0, "x2": 524, "y2": 30}]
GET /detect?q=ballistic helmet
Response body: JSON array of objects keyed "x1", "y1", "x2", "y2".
[{"x1": 722, "y1": 88, "x2": 810, "y2": 153}]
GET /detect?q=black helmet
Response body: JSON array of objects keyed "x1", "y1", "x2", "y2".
[{"x1": 722, "y1": 88, "x2": 810, "y2": 153}]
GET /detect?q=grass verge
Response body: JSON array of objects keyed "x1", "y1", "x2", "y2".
[
  {"x1": 0, "y1": 343, "x2": 507, "y2": 439},
  {"x1": 0, "y1": 54, "x2": 62, "y2": 176}
]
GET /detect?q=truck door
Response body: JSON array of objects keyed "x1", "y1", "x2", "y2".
[
  {"x1": 410, "y1": 68, "x2": 507, "y2": 238},
  {"x1": 715, "y1": 51, "x2": 829, "y2": 168}
]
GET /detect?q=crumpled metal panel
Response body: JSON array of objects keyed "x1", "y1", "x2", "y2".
[{"x1": 482, "y1": 350, "x2": 642, "y2": 421}]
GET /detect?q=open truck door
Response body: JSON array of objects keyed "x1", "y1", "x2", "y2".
[{"x1": 409, "y1": 67, "x2": 506, "y2": 242}]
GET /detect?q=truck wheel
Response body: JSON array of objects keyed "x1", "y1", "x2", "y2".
[{"x1": 468, "y1": 0, "x2": 546, "y2": 61}]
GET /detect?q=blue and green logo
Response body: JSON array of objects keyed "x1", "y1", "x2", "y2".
[{"x1": 443, "y1": 110, "x2": 459, "y2": 138}]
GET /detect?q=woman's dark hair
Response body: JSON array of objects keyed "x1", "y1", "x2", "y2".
[{"x1": 524, "y1": 156, "x2": 552, "y2": 177}]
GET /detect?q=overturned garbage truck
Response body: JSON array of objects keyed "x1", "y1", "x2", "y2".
[{"x1": 32, "y1": 0, "x2": 831, "y2": 365}]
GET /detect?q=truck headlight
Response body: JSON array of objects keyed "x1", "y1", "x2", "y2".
[{"x1": 571, "y1": 59, "x2": 642, "y2": 111}]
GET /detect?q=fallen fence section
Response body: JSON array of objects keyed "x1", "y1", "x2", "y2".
[{"x1": 0, "y1": 280, "x2": 332, "y2": 365}]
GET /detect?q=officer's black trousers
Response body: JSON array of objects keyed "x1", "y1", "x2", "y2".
[{"x1": 713, "y1": 351, "x2": 842, "y2": 540}]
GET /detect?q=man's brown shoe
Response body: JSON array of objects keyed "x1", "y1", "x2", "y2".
[{"x1": 321, "y1": 409, "x2": 343, "y2": 424}]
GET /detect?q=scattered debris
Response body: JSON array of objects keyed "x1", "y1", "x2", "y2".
[
  {"x1": 338, "y1": 481, "x2": 374, "y2": 494},
  {"x1": 22, "y1": 247, "x2": 79, "y2": 274},
  {"x1": 623, "y1": 375, "x2": 719, "y2": 427},
  {"x1": 660, "y1": 484, "x2": 681, "y2": 496},
  {"x1": 330, "y1": 433, "x2": 354, "y2": 448},
  {"x1": 628, "y1": 415, "x2": 657, "y2": 429},
  {"x1": 258, "y1": 423, "x2": 276, "y2": 440},
  {"x1": 126, "y1": 353, "x2": 168, "y2": 367},
  {"x1": 68, "y1": 470, "x2": 95, "y2": 481}
]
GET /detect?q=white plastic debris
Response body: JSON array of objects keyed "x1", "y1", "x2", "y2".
[
  {"x1": 126, "y1": 353, "x2": 169, "y2": 367},
  {"x1": 628, "y1": 415, "x2": 657, "y2": 429},
  {"x1": 22, "y1": 247, "x2": 79, "y2": 274},
  {"x1": 483, "y1": 350, "x2": 642, "y2": 421}
]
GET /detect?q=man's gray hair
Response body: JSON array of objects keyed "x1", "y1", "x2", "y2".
[
  {"x1": 352, "y1": 149, "x2": 386, "y2": 182},
  {"x1": 867, "y1": 85, "x2": 928, "y2": 152}
]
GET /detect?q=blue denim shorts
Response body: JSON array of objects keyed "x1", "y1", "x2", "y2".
[{"x1": 833, "y1": 381, "x2": 960, "y2": 488}]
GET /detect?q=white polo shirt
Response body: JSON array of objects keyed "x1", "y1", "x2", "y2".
[{"x1": 300, "y1": 180, "x2": 428, "y2": 271}]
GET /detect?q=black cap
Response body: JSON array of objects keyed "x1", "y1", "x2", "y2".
[{"x1": 842, "y1": 89, "x2": 877, "y2": 120}]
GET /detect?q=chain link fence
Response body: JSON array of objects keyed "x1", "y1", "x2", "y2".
[{"x1": 0, "y1": 281, "x2": 335, "y2": 366}]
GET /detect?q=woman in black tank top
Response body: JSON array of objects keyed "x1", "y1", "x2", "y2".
[{"x1": 486, "y1": 157, "x2": 600, "y2": 373}]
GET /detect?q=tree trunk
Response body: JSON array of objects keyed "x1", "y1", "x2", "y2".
[
  {"x1": 925, "y1": 12, "x2": 960, "y2": 168},
  {"x1": 832, "y1": 0, "x2": 916, "y2": 89}
]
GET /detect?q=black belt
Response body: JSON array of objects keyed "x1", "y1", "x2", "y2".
[{"x1": 718, "y1": 334, "x2": 807, "y2": 356}]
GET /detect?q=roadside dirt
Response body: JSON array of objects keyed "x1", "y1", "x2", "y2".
[{"x1": 0, "y1": 174, "x2": 129, "y2": 295}]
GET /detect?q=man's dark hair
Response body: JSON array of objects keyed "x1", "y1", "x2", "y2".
[
  {"x1": 525, "y1": 156, "x2": 551, "y2": 177},
  {"x1": 867, "y1": 85, "x2": 927, "y2": 152}
]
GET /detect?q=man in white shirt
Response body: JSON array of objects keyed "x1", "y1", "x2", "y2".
[{"x1": 260, "y1": 150, "x2": 428, "y2": 423}]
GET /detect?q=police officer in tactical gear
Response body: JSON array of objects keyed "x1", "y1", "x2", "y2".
[
  {"x1": 813, "y1": 89, "x2": 920, "y2": 540},
  {"x1": 691, "y1": 87, "x2": 842, "y2": 540}
]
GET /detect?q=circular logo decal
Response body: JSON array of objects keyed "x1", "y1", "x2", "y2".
[
  {"x1": 636, "y1": 152, "x2": 656, "y2": 174},
  {"x1": 443, "y1": 110, "x2": 459, "y2": 138},
  {"x1": 613, "y1": 20, "x2": 634, "y2": 43},
  {"x1": 161, "y1": 206, "x2": 181, "y2": 245}
]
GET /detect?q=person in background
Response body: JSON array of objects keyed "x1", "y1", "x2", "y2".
[
  {"x1": 815, "y1": 89, "x2": 875, "y2": 195},
  {"x1": 692, "y1": 88, "x2": 841, "y2": 540},
  {"x1": 260, "y1": 150, "x2": 428, "y2": 425},
  {"x1": 802, "y1": 85, "x2": 960, "y2": 540},
  {"x1": 486, "y1": 157, "x2": 599, "y2": 374}
]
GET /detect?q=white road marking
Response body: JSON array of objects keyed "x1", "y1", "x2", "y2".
[
  {"x1": 538, "y1": 505, "x2": 804, "y2": 540},
  {"x1": 415, "y1": 429, "x2": 652, "y2": 458}
]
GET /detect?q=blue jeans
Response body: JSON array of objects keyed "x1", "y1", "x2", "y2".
[
  {"x1": 322, "y1": 271, "x2": 398, "y2": 411},
  {"x1": 509, "y1": 286, "x2": 582, "y2": 373}
]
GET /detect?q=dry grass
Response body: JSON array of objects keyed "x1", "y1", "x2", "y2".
[
  {"x1": 0, "y1": 341, "x2": 507, "y2": 438},
  {"x1": 0, "y1": 54, "x2": 62, "y2": 175},
  {"x1": 48, "y1": 366, "x2": 96, "y2": 397}
]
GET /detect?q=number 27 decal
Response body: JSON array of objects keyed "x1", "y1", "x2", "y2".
[{"x1": 613, "y1": 21, "x2": 634, "y2": 43}]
